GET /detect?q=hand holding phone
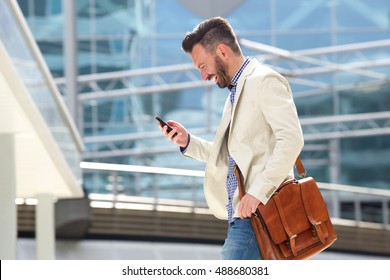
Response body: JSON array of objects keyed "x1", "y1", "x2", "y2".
[{"x1": 155, "y1": 116, "x2": 178, "y2": 137}]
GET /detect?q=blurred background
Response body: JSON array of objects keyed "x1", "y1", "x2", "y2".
[{"x1": 0, "y1": 0, "x2": 389, "y2": 260}]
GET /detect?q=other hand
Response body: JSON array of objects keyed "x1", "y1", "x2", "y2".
[{"x1": 238, "y1": 193, "x2": 261, "y2": 219}]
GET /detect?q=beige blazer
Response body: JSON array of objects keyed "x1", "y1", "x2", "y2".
[{"x1": 184, "y1": 59, "x2": 304, "y2": 220}]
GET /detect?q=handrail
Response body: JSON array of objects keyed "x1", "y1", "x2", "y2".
[
  {"x1": 319, "y1": 182, "x2": 390, "y2": 197},
  {"x1": 6, "y1": 0, "x2": 84, "y2": 152},
  {"x1": 80, "y1": 161, "x2": 205, "y2": 177},
  {"x1": 81, "y1": 161, "x2": 390, "y2": 197},
  {"x1": 81, "y1": 161, "x2": 390, "y2": 226}
]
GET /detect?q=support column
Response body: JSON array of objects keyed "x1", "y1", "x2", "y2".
[
  {"x1": 329, "y1": 139, "x2": 341, "y2": 218},
  {"x1": 63, "y1": 0, "x2": 79, "y2": 127},
  {"x1": 36, "y1": 193, "x2": 55, "y2": 260},
  {"x1": 0, "y1": 134, "x2": 17, "y2": 259}
]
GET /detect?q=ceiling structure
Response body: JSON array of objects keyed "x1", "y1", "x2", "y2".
[{"x1": 53, "y1": 38, "x2": 390, "y2": 159}]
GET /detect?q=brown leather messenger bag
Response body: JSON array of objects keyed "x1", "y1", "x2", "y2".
[{"x1": 234, "y1": 157, "x2": 337, "y2": 260}]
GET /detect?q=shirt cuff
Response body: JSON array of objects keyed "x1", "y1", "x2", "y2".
[{"x1": 180, "y1": 133, "x2": 191, "y2": 154}]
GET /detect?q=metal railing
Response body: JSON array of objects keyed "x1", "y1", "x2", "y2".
[
  {"x1": 0, "y1": 0, "x2": 84, "y2": 180},
  {"x1": 81, "y1": 161, "x2": 390, "y2": 228}
]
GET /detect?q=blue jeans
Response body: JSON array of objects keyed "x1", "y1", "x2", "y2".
[{"x1": 220, "y1": 218, "x2": 262, "y2": 260}]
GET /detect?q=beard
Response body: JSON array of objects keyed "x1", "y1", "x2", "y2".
[{"x1": 214, "y1": 56, "x2": 230, "y2": 89}]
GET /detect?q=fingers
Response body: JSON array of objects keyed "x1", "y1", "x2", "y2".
[
  {"x1": 239, "y1": 204, "x2": 254, "y2": 219},
  {"x1": 164, "y1": 125, "x2": 179, "y2": 140},
  {"x1": 159, "y1": 124, "x2": 188, "y2": 148},
  {"x1": 238, "y1": 194, "x2": 260, "y2": 219},
  {"x1": 158, "y1": 123, "x2": 176, "y2": 138}
]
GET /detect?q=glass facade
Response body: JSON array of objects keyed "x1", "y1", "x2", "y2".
[{"x1": 16, "y1": 0, "x2": 390, "y2": 199}]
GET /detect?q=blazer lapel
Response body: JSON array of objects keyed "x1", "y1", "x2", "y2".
[
  {"x1": 230, "y1": 59, "x2": 258, "y2": 131},
  {"x1": 215, "y1": 97, "x2": 232, "y2": 144}
]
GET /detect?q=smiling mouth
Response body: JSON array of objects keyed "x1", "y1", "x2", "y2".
[
  {"x1": 206, "y1": 74, "x2": 219, "y2": 85},
  {"x1": 208, "y1": 74, "x2": 218, "y2": 83}
]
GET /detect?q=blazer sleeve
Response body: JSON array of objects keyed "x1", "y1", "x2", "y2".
[
  {"x1": 182, "y1": 134, "x2": 213, "y2": 163},
  {"x1": 246, "y1": 75, "x2": 304, "y2": 204}
]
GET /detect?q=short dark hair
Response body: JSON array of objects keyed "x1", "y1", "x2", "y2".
[{"x1": 181, "y1": 17, "x2": 241, "y2": 55}]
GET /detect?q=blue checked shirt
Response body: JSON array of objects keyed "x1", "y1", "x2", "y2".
[{"x1": 226, "y1": 57, "x2": 251, "y2": 223}]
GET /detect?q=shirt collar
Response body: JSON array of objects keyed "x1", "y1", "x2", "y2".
[{"x1": 229, "y1": 57, "x2": 251, "y2": 89}]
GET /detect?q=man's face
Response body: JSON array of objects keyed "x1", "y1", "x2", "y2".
[{"x1": 191, "y1": 43, "x2": 230, "y2": 89}]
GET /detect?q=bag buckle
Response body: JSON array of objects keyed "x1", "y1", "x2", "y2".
[
  {"x1": 311, "y1": 222, "x2": 322, "y2": 237},
  {"x1": 298, "y1": 170, "x2": 307, "y2": 178},
  {"x1": 290, "y1": 234, "x2": 297, "y2": 240}
]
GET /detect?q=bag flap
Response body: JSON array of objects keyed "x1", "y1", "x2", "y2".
[
  {"x1": 258, "y1": 178, "x2": 329, "y2": 244},
  {"x1": 299, "y1": 177, "x2": 330, "y2": 222}
]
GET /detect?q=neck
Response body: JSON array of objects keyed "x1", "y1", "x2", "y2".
[{"x1": 228, "y1": 55, "x2": 246, "y2": 81}]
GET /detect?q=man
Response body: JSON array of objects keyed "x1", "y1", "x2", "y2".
[{"x1": 158, "y1": 17, "x2": 304, "y2": 259}]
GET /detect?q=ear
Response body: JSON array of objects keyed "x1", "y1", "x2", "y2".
[{"x1": 216, "y1": 43, "x2": 230, "y2": 59}]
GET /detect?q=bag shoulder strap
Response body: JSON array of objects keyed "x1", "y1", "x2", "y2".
[
  {"x1": 234, "y1": 165, "x2": 246, "y2": 199},
  {"x1": 295, "y1": 156, "x2": 307, "y2": 178}
]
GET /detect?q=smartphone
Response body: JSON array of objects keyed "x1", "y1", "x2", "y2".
[{"x1": 155, "y1": 116, "x2": 178, "y2": 136}]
